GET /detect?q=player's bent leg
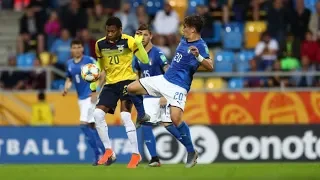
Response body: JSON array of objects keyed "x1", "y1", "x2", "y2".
[
  {"x1": 142, "y1": 125, "x2": 161, "y2": 167},
  {"x1": 93, "y1": 105, "x2": 116, "y2": 165},
  {"x1": 127, "y1": 80, "x2": 151, "y2": 128},
  {"x1": 130, "y1": 95, "x2": 151, "y2": 128},
  {"x1": 120, "y1": 100, "x2": 141, "y2": 168},
  {"x1": 170, "y1": 107, "x2": 198, "y2": 168},
  {"x1": 127, "y1": 80, "x2": 148, "y2": 95}
]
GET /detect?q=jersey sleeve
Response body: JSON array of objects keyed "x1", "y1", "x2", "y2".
[
  {"x1": 198, "y1": 42, "x2": 210, "y2": 59},
  {"x1": 66, "y1": 63, "x2": 72, "y2": 78},
  {"x1": 132, "y1": 57, "x2": 140, "y2": 72},
  {"x1": 157, "y1": 51, "x2": 168, "y2": 68},
  {"x1": 95, "y1": 41, "x2": 102, "y2": 59},
  {"x1": 127, "y1": 35, "x2": 137, "y2": 52}
]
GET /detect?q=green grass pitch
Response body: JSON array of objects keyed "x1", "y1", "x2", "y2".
[{"x1": 0, "y1": 163, "x2": 319, "y2": 180}]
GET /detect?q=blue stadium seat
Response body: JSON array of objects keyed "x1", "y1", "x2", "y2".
[
  {"x1": 51, "y1": 80, "x2": 65, "y2": 90},
  {"x1": 214, "y1": 51, "x2": 235, "y2": 72},
  {"x1": 146, "y1": 0, "x2": 164, "y2": 15},
  {"x1": 222, "y1": 31, "x2": 243, "y2": 50},
  {"x1": 225, "y1": 22, "x2": 244, "y2": 33},
  {"x1": 222, "y1": 22, "x2": 244, "y2": 50},
  {"x1": 235, "y1": 50, "x2": 255, "y2": 72},
  {"x1": 17, "y1": 52, "x2": 36, "y2": 67},
  {"x1": 187, "y1": 0, "x2": 207, "y2": 14},
  {"x1": 129, "y1": 0, "x2": 143, "y2": 8},
  {"x1": 228, "y1": 78, "x2": 244, "y2": 89},
  {"x1": 204, "y1": 22, "x2": 222, "y2": 44}
]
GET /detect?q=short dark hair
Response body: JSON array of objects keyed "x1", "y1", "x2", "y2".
[
  {"x1": 106, "y1": 16, "x2": 122, "y2": 28},
  {"x1": 184, "y1": 15, "x2": 205, "y2": 33},
  {"x1": 138, "y1": 24, "x2": 151, "y2": 33},
  {"x1": 71, "y1": 39, "x2": 83, "y2": 47}
]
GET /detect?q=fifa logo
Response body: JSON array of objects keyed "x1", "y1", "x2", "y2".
[{"x1": 117, "y1": 45, "x2": 124, "y2": 53}]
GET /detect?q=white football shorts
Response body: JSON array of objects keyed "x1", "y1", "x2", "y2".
[
  {"x1": 139, "y1": 75, "x2": 187, "y2": 111},
  {"x1": 78, "y1": 97, "x2": 95, "y2": 123},
  {"x1": 143, "y1": 97, "x2": 172, "y2": 124}
]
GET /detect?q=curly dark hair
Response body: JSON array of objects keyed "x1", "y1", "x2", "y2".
[
  {"x1": 105, "y1": 16, "x2": 122, "y2": 28},
  {"x1": 184, "y1": 15, "x2": 205, "y2": 33}
]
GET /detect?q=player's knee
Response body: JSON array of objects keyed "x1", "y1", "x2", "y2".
[
  {"x1": 127, "y1": 83, "x2": 135, "y2": 94},
  {"x1": 93, "y1": 108, "x2": 106, "y2": 124},
  {"x1": 127, "y1": 81, "x2": 141, "y2": 94}
]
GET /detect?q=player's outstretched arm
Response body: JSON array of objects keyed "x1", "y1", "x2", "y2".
[
  {"x1": 62, "y1": 78, "x2": 72, "y2": 96},
  {"x1": 199, "y1": 57, "x2": 214, "y2": 72},
  {"x1": 133, "y1": 32, "x2": 149, "y2": 64}
]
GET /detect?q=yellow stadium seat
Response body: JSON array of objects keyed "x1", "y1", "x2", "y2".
[
  {"x1": 39, "y1": 52, "x2": 51, "y2": 66},
  {"x1": 245, "y1": 21, "x2": 267, "y2": 49},
  {"x1": 205, "y1": 78, "x2": 226, "y2": 90},
  {"x1": 191, "y1": 78, "x2": 204, "y2": 90},
  {"x1": 167, "y1": 0, "x2": 188, "y2": 22}
]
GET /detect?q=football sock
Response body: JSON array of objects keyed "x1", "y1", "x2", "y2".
[
  {"x1": 130, "y1": 95, "x2": 145, "y2": 119},
  {"x1": 142, "y1": 125, "x2": 157, "y2": 157},
  {"x1": 120, "y1": 112, "x2": 139, "y2": 154},
  {"x1": 89, "y1": 126, "x2": 105, "y2": 153},
  {"x1": 177, "y1": 121, "x2": 195, "y2": 153},
  {"x1": 80, "y1": 124, "x2": 100, "y2": 158},
  {"x1": 165, "y1": 124, "x2": 183, "y2": 143},
  {"x1": 93, "y1": 108, "x2": 112, "y2": 149}
]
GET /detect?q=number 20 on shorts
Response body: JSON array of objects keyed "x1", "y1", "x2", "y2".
[{"x1": 174, "y1": 92, "x2": 183, "y2": 101}]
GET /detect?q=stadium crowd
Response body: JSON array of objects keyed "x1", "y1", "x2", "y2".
[{"x1": 0, "y1": 0, "x2": 320, "y2": 90}]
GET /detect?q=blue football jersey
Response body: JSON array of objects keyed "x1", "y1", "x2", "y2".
[
  {"x1": 66, "y1": 55, "x2": 96, "y2": 100},
  {"x1": 133, "y1": 46, "x2": 168, "y2": 98},
  {"x1": 164, "y1": 38, "x2": 210, "y2": 92},
  {"x1": 133, "y1": 46, "x2": 168, "y2": 77}
]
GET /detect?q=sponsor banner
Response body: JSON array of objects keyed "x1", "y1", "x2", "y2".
[
  {"x1": 146, "y1": 125, "x2": 320, "y2": 163},
  {"x1": 184, "y1": 92, "x2": 320, "y2": 125},
  {"x1": 2, "y1": 92, "x2": 320, "y2": 126},
  {"x1": 0, "y1": 126, "x2": 143, "y2": 164}
]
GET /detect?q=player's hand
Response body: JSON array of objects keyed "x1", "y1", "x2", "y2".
[
  {"x1": 134, "y1": 30, "x2": 143, "y2": 44},
  {"x1": 188, "y1": 46, "x2": 200, "y2": 57},
  {"x1": 91, "y1": 92, "x2": 97, "y2": 104},
  {"x1": 62, "y1": 89, "x2": 68, "y2": 96},
  {"x1": 159, "y1": 97, "x2": 167, "y2": 108}
]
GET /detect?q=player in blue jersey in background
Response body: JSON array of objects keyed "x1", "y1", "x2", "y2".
[
  {"x1": 128, "y1": 15, "x2": 214, "y2": 168},
  {"x1": 62, "y1": 39, "x2": 105, "y2": 166},
  {"x1": 133, "y1": 24, "x2": 196, "y2": 167}
]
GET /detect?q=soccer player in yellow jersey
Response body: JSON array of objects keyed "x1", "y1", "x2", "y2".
[{"x1": 91, "y1": 17, "x2": 149, "y2": 168}]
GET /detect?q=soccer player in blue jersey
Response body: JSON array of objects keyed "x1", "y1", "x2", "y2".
[
  {"x1": 128, "y1": 15, "x2": 214, "y2": 168},
  {"x1": 62, "y1": 39, "x2": 105, "y2": 166},
  {"x1": 133, "y1": 24, "x2": 194, "y2": 167}
]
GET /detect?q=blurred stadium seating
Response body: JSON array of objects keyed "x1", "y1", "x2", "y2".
[{"x1": 214, "y1": 50, "x2": 235, "y2": 73}]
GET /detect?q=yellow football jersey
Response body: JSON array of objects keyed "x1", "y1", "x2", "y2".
[{"x1": 95, "y1": 34, "x2": 138, "y2": 84}]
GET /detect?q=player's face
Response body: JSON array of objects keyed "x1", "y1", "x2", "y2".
[
  {"x1": 141, "y1": 30, "x2": 152, "y2": 47},
  {"x1": 71, "y1": 44, "x2": 84, "y2": 58},
  {"x1": 106, "y1": 25, "x2": 122, "y2": 41},
  {"x1": 182, "y1": 24, "x2": 194, "y2": 38}
]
